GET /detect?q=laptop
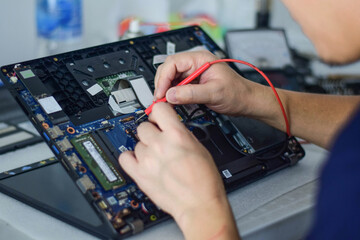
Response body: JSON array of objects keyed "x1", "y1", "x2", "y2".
[
  {"x1": 225, "y1": 29, "x2": 303, "y2": 91},
  {"x1": 0, "y1": 26, "x2": 305, "y2": 239}
]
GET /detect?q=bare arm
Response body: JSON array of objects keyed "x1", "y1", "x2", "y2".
[
  {"x1": 155, "y1": 51, "x2": 360, "y2": 149},
  {"x1": 119, "y1": 51, "x2": 359, "y2": 239},
  {"x1": 247, "y1": 83, "x2": 360, "y2": 149}
]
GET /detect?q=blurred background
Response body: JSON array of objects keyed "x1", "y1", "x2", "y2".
[
  {"x1": 0, "y1": 2, "x2": 359, "y2": 239},
  {"x1": 0, "y1": 0, "x2": 359, "y2": 78}
]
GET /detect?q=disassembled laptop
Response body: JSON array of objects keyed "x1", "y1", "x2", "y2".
[{"x1": 0, "y1": 26, "x2": 304, "y2": 239}]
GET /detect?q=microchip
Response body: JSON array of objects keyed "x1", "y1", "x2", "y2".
[
  {"x1": 116, "y1": 191, "x2": 128, "y2": 200},
  {"x1": 107, "y1": 196, "x2": 118, "y2": 205}
]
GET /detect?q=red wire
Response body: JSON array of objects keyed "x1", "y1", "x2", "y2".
[{"x1": 209, "y1": 59, "x2": 291, "y2": 136}]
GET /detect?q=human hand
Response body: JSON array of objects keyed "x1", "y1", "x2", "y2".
[
  {"x1": 119, "y1": 103, "x2": 239, "y2": 239},
  {"x1": 119, "y1": 102, "x2": 225, "y2": 219},
  {"x1": 154, "y1": 50, "x2": 255, "y2": 116}
]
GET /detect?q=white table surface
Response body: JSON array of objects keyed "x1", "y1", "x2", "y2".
[{"x1": 0, "y1": 123, "x2": 328, "y2": 240}]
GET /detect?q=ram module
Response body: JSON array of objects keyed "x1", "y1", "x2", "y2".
[{"x1": 71, "y1": 134, "x2": 126, "y2": 191}]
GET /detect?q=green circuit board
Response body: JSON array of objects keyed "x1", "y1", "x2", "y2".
[{"x1": 71, "y1": 134, "x2": 126, "y2": 191}]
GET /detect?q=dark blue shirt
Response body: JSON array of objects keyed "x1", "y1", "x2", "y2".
[{"x1": 307, "y1": 108, "x2": 360, "y2": 239}]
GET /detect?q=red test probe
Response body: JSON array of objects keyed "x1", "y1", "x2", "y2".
[{"x1": 136, "y1": 59, "x2": 291, "y2": 137}]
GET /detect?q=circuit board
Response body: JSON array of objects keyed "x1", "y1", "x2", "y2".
[
  {"x1": 0, "y1": 26, "x2": 305, "y2": 239},
  {"x1": 96, "y1": 71, "x2": 136, "y2": 96}
]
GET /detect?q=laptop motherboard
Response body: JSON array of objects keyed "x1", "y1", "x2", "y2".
[{"x1": 0, "y1": 26, "x2": 304, "y2": 239}]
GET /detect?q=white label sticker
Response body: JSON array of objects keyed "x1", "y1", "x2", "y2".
[
  {"x1": 38, "y1": 96, "x2": 62, "y2": 114},
  {"x1": 153, "y1": 54, "x2": 168, "y2": 66},
  {"x1": 87, "y1": 83, "x2": 103, "y2": 96},
  {"x1": 152, "y1": 45, "x2": 208, "y2": 67},
  {"x1": 83, "y1": 140, "x2": 117, "y2": 182},
  {"x1": 119, "y1": 145, "x2": 128, "y2": 153},
  {"x1": 222, "y1": 169, "x2": 232, "y2": 179},
  {"x1": 167, "y1": 41, "x2": 176, "y2": 55}
]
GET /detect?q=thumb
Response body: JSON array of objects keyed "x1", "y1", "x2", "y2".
[{"x1": 166, "y1": 83, "x2": 215, "y2": 105}]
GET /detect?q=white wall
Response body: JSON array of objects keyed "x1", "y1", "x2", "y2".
[
  {"x1": 0, "y1": 0, "x2": 357, "y2": 75},
  {"x1": 0, "y1": 0, "x2": 37, "y2": 66}
]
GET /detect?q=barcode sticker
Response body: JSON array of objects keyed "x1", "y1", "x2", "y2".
[
  {"x1": 166, "y1": 41, "x2": 176, "y2": 55},
  {"x1": 119, "y1": 145, "x2": 128, "y2": 152},
  {"x1": 222, "y1": 169, "x2": 232, "y2": 179}
]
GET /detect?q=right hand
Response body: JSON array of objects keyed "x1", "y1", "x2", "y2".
[
  {"x1": 119, "y1": 103, "x2": 240, "y2": 239},
  {"x1": 154, "y1": 50, "x2": 255, "y2": 116}
]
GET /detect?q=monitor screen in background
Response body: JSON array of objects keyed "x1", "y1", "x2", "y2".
[{"x1": 226, "y1": 29, "x2": 293, "y2": 71}]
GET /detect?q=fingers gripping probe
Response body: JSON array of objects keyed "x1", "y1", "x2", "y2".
[
  {"x1": 135, "y1": 62, "x2": 211, "y2": 122},
  {"x1": 135, "y1": 59, "x2": 290, "y2": 137}
]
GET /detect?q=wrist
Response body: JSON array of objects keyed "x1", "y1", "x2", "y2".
[
  {"x1": 240, "y1": 80, "x2": 287, "y2": 126},
  {"x1": 175, "y1": 195, "x2": 240, "y2": 240}
]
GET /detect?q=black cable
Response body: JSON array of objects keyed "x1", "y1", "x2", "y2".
[
  {"x1": 185, "y1": 122, "x2": 211, "y2": 142},
  {"x1": 187, "y1": 107, "x2": 204, "y2": 120}
]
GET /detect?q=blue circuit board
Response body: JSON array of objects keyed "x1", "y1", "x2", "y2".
[
  {"x1": 0, "y1": 26, "x2": 306, "y2": 239},
  {"x1": 14, "y1": 77, "x2": 214, "y2": 229},
  {"x1": 0, "y1": 26, "x2": 249, "y2": 238},
  {"x1": 15, "y1": 82, "x2": 160, "y2": 219}
]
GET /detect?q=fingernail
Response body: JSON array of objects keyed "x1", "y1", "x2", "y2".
[
  {"x1": 167, "y1": 88, "x2": 177, "y2": 103},
  {"x1": 153, "y1": 89, "x2": 157, "y2": 101}
]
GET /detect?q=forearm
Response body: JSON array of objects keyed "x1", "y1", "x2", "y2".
[
  {"x1": 175, "y1": 196, "x2": 240, "y2": 240},
  {"x1": 246, "y1": 81, "x2": 360, "y2": 149}
]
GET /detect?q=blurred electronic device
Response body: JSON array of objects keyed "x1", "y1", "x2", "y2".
[
  {"x1": 0, "y1": 26, "x2": 304, "y2": 239},
  {"x1": 306, "y1": 75, "x2": 360, "y2": 95},
  {"x1": 225, "y1": 29, "x2": 302, "y2": 90},
  {"x1": 0, "y1": 87, "x2": 27, "y2": 123},
  {"x1": 0, "y1": 86, "x2": 42, "y2": 153},
  {"x1": 0, "y1": 122, "x2": 42, "y2": 154},
  {"x1": 225, "y1": 29, "x2": 293, "y2": 71}
]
